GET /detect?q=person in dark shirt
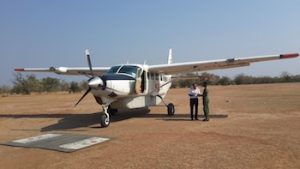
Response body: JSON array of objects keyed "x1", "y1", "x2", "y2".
[{"x1": 201, "y1": 82, "x2": 210, "y2": 121}]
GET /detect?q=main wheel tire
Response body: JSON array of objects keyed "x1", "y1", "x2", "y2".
[
  {"x1": 108, "y1": 111, "x2": 116, "y2": 116},
  {"x1": 167, "y1": 103, "x2": 175, "y2": 116},
  {"x1": 100, "y1": 113, "x2": 110, "y2": 128}
]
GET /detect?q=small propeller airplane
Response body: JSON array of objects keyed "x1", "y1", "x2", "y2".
[{"x1": 15, "y1": 49, "x2": 298, "y2": 127}]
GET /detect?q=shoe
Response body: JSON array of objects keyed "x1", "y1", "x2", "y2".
[
  {"x1": 195, "y1": 118, "x2": 199, "y2": 120},
  {"x1": 203, "y1": 119, "x2": 208, "y2": 121}
]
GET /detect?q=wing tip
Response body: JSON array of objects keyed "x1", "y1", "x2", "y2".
[
  {"x1": 280, "y1": 53, "x2": 299, "y2": 59},
  {"x1": 14, "y1": 68, "x2": 24, "y2": 72}
]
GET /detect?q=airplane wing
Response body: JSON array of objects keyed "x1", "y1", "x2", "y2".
[
  {"x1": 148, "y1": 53, "x2": 299, "y2": 74},
  {"x1": 15, "y1": 66, "x2": 110, "y2": 76}
]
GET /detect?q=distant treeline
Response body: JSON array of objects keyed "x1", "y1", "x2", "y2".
[
  {"x1": 171, "y1": 72, "x2": 300, "y2": 88},
  {"x1": 0, "y1": 73, "x2": 87, "y2": 95},
  {"x1": 0, "y1": 72, "x2": 300, "y2": 95}
]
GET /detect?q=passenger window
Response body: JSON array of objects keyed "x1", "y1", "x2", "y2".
[
  {"x1": 155, "y1": 73, "x2": 159, "y2": 80},
  {"x1": 163, "y1": 76, "x2": 168, "y2": 81}
]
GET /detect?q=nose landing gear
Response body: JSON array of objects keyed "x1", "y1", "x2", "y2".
[{"x1": 100, "y1": 106, "x2": 110, "y2": 128}]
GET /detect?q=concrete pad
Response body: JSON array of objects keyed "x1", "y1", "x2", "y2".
[{"x1": 3, "y1": 133, "x2": 110, "y2": 153}]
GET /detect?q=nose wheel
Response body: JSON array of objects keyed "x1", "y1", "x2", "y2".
[{"x1": 100, "y1": 106, "x2": 110, "y2": 128}]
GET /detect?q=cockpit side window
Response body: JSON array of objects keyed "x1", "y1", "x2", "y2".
[
  {"x1": 118, "y1": 66, "x2": 139, "y2": 77},
  {"x1": 107, "y1": 66, "x2": 121, "y2": 74}
]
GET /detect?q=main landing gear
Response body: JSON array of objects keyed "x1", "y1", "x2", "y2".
[
  {"x1": 157, "y1": 95, "x2": 175, "y2": 116},
  {"x1": 167, "y1": 103, "x2": 175, "y2": 116},
  {"x1": 100, "y1": 105, "x2": 110, "y2": 128}
]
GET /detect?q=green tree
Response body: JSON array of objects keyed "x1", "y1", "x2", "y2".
[
  {"x1": 234, "y1": 74, "x2": 254, "y2": 85},
  {"x1": 41, "y1": 77, "x2": 60, "y2": 92},
  {"x1": 12, "y1": 73, "x2": 41, "y2": 94},
  {"x1": 280, "y1": 71, "x2": 291, "y2": 82},
  {"x1": 59, "y1": 80, "x2": 70, "y2": 91},
  {"x1": 79, "y1": 81, "x2": 88, "y2": 90},
  {"x1": 199, "y1": 72, "x2": 220, "y2": 85},
  {"x1": 218, "y1": 76, "x2": 232, "y2": 85},
  {"x1": 0, "y1": 85, "x2": 11, "y2": 94},
  {"x1": 69, "y1": 81, "x2": 81, "y2": 93}
]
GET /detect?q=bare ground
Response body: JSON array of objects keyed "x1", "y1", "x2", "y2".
[{"x1": 0, "y1": 83, "x2": 299, "y2": 169}]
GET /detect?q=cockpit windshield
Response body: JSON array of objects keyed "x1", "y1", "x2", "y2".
[
  {"x1": 107, "y1": 66, "x2": 121, "y2": 74},
  {"x1": 118, "y1": 66, "x2": 139, "y2": 77},
  {"x1": 107, "y1": 65, "x2": 141, "y2": 78}
]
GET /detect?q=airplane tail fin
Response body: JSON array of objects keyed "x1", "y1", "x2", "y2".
[{"x1": 168, "y1": 48, "x2": 172, "y2": 64}]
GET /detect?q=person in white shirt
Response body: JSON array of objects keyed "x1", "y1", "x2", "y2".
[{"x1": 188, "y1": 83, "x2": 201, "y2": 120}]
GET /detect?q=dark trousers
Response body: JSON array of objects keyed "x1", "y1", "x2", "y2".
[{"x1": 190, "y1": 98, "x2": 198, "y2": 120}]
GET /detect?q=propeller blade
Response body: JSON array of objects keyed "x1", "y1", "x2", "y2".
[
  {"x1": 85, "y1": 49, "x2": 94, "y2": 76},
  {"x1": 74, "y1": 87, "x2": 91, "y2": 107}
]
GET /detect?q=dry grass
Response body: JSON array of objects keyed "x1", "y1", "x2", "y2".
[{"x1": 0, "y1": 83, "x2": 299, "y2": 169}]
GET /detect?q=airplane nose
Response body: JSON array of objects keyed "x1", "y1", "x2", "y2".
[{"x1": 88, "y1": 77, "x2": 103, "y2": 89}]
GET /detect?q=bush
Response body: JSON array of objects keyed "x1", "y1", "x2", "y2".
[
  {"x1": 11, "y1": 73, "x2": 40, "y2": 94},
  {"x1": 218, "y1": 76, "x2": 232, "y2": 85},
  {"x1": 69, "y1": 81, "x2": 81, "y2": 93},
  {"x1": 41, "y1": 77, "x2": 60, "y2": 92},
  {"x1": 0, "y1": 85, "x2": 11, "y2": 94},
  {"x1": 9, "y1": 72, "x2": 300, "y2": 93}
]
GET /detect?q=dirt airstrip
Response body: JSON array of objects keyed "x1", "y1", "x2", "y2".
[{"x1": 0, "y1": 83, "x2": 299, "y2": 169}]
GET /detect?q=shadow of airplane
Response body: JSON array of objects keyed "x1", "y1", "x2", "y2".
[{"x1": 0, "y1": 110, "x2": 228, "y2": 131}]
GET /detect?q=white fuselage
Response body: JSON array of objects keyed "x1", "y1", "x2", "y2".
[{"x1": 90, "y1": 64, "x2": 172, "y2": 110}]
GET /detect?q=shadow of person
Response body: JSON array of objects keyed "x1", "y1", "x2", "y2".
[
  {"x1": 140, "y1": 113, "x2": 228, "y2": 121},
  {"x1": 157, "y1": 114, "x2": 228, "y2": 121}
]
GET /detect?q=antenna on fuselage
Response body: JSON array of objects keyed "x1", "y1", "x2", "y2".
[{"x1": 168, "y1": 48, "x2": 173, "y2": 64}]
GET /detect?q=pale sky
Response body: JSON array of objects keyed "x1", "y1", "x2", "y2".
[{"x1": 1, "y1": 0, "x2": 299, "y2": 85}]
